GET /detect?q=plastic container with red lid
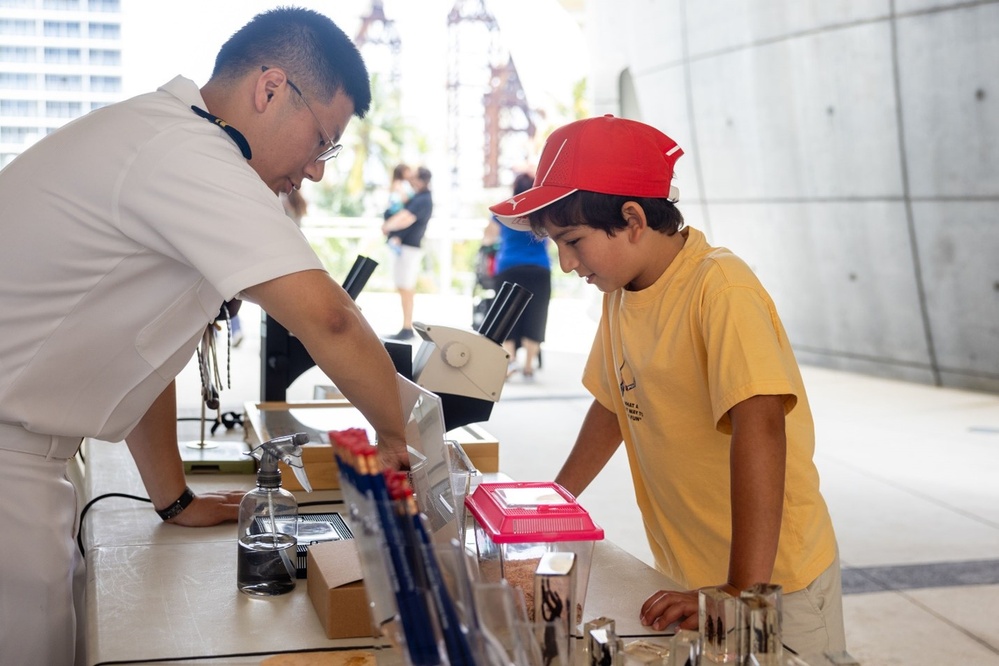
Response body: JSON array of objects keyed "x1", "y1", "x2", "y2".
[{"x1": 464, "y1": 481, "x2": 604, "y2": 629}]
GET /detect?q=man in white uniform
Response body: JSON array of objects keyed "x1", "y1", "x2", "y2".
[{"x1": 0, "y1": 8, "x2": 409, "y2": 666}]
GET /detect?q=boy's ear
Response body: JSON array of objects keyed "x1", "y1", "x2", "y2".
[{"x1": 621, "y1": 201, "x2": 647, "y2": 242}]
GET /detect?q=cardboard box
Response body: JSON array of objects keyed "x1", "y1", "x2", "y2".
[{"x1": 306, "y1": 540, "x2": 371, "y2": 640}]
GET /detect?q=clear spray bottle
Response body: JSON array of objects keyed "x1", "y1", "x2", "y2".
[{"x1": 237, "y1": 432, "x2": 312, "y2": 596}]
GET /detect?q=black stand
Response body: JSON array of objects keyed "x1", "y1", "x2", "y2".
[{"x1": 260, "y1": 256, "x2": 379, "y2": 402}]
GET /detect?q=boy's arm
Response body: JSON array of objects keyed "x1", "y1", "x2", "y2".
[
  {"x1": 727, "y1": 393, "x2": 787, "y2": 589},
  {"x1": 554, "y1": 399, "x2": 622, "y2": 497},
  {"x1": 640, "y1": 393, "x2": 787, "y2": 631}
]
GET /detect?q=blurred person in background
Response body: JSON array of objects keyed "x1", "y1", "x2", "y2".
[
  {"x1": 381, "y1": 165, "x2": 433, "y2": 340},
  {"x1": 482, "y1": 172, "x2": 552, "y2": 379}
]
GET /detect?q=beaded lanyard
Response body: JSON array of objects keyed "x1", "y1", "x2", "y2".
[{"x1": 197, "y1": 310, "x2": 231, "y2": 411}]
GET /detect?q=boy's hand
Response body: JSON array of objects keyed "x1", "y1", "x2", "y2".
[{"x1": 639, "y1": 589, "x2": 699, "y2": 632}]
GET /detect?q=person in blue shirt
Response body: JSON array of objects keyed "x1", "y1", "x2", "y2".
[{"x1": 483, "y1": 172, "x2": 552, "y2": 379}]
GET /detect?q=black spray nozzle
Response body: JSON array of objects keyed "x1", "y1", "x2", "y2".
[
  {"x1": 342, "y1": 255, "x2": 379, "y2": 301},
  {"x1": 477, "y1": 281, "x2": 533, "y2": 344}
]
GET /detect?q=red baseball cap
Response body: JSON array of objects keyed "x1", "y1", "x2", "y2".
[{"x1": 489, "y1": 114, "x2": 684, "y2": 229}]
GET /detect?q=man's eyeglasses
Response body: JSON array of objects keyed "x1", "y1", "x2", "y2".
[{"x1": 262, "y1": 66, "x2": 342, "y2": 162}]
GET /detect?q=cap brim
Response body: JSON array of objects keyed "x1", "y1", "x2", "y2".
[{"x1": 488, "y1": 185, "x2": 578, "y2": 230}]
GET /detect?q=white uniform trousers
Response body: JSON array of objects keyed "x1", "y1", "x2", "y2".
[{"x1": 0, "y1": 428, "x2": 85, "y2": 666}]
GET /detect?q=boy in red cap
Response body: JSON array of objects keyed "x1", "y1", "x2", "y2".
[{"x1": 490, "y1": 115, "x2": 846, "y2": 658}]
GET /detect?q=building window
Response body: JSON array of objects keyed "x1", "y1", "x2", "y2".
[
  {"x1": 88, "y1": 0, "x2": 120, "y2": 11},
  {"x1": 1, "y1": 126, "x2": 38, "y2": 144},
  {"x1": 44, "y1": 21, "x2": 82, "y2": 38},
  {"x1": 0, "y1": 0, "x2": 34, "y2": 9},
  {"x1": 0, "y1": 46, "x2": 35, "y2": 63},
  {"x1": 89, "y1": 75, "x2": 120, "y2": 93},
  {"x1": 0, "y1": 72, "x2": 36, "y2": 89},
  {"x1": 46, "y1": 100, "x2": 83, "y2": 117},
  {"x1": 90, "y1": 101, "x2": 109, "y2": 111},
  {"x1": 45, "y1": 48, "x2": 82, "y2": 65},
  {"x1": 1, "y1": 99, "x2": 37, "y2": 115},
  {"x1": 44, "y1": 0, "x2": 80, "y2": 9},
  {"x1": 45, "y1": 74, "x2": 82, "y2": 91},
  {"x1": 88, "y1": 48, "x2": 120, "y2": 66},
  {"x1": 88, "y1": 22, "x2": 120, "y2": 39},
  {"x1": 0, "y1": 19, "x2": 36, "y2": 36}
]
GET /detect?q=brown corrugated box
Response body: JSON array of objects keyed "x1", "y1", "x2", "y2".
[{"x1": 306, "y1": 540, "x2": 371, "y2": 640}]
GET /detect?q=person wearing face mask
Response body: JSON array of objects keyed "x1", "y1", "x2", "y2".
[{"x1": 0, "y1": 8, "x2": 409, "y2": 666}]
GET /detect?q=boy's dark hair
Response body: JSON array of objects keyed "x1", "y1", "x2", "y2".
[
  {"x1": 527, "y1": 191, "x2": 684, "y2": 237},
  {"x1": 211, "y1": 7, "x2": 371, "y2": 118},
  {"x1": 415, "y1": 166, "x2": 432, "y2": 185}
]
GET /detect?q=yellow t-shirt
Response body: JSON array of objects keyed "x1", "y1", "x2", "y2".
[{"x1": 583, "y1": 227, "x2": 837, "y2": 592}]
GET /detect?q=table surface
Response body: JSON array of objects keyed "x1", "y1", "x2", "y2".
[{"x1": 81, "y1": 438, "x2": 679, "y2": 666}]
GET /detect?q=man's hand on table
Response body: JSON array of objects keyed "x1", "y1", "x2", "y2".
[{"x1": 164, "y1": 490, "x2": 243, "y2": 526}]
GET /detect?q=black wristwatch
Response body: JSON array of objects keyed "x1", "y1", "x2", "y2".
[{"x1": 156, "y1": 486, "x2": 195, "y2": 521}]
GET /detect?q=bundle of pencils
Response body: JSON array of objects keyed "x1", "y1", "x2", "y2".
[
  {"x1": 386, "y1": 471, "x2": 476, "y2": 666},
  {"x1": 330, "y1": 428, "x2": 475, "y2": 666}
]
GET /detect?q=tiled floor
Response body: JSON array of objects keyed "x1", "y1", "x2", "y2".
[{"x1": 178, "y1": 293, "x2": 999, "y2": 666}]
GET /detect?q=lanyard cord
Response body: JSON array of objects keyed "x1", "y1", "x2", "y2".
[{"x1": 190, "y1": 105, "x2": 252, "y2": 160}]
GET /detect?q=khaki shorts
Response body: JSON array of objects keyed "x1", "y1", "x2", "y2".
[
  {"x1": 390, "y1": 243, "x2": 423, "y2": 290},
  {"x1": 783, "y1": 551, "x2": 848, "y2": 658}
]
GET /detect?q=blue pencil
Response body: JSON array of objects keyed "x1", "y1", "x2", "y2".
[{"x1": 391, "y1": 476, "x2": 476, "y2": 666}]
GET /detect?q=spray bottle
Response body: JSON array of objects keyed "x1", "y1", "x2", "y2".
[{"x1": 237, "y1": 432, "x2": 312, "y2": 596}]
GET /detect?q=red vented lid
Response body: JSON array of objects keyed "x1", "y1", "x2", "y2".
[{"x1": 464, "y1": 481, "x2": 604, "y2": 544}]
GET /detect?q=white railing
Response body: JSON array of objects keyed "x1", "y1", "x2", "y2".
[{"x1": 300, "y1": 214, "x2": 491, "y2": 296}]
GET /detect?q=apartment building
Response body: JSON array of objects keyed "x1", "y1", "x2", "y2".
[{"x1": 0, "y1": 0, "x2": 122, "y2": 168}]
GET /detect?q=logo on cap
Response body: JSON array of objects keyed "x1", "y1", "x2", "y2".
[{"x1": 506, "y1": 196, "x2": 528, "y2": 210}]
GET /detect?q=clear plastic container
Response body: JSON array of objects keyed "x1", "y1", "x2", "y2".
[{"x1": 464, "y1": 481, "x2": 604, "y2": 630}]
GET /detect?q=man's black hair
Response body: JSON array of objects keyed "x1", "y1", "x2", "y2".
[
  {"x1": 212, "y1": 7, "x2": 371, "y2": 118},
  {"x1": 527, "y1": 191, "x2": 684, "y2": 237}
]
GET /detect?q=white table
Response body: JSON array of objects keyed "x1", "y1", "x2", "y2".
[{"x1": 81, "y1": 438, "x2": 678, "y2": 665}]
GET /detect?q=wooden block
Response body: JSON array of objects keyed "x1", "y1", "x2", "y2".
[
  {"x1": 246, "y1": 401, "x2": 501, "y2": 482},
  {"x1": 448, "y1": 422, "x2": 500, "y2": 473},
  {"x1": 279, "y1": 445, "x2": 339, "y2": 490}
]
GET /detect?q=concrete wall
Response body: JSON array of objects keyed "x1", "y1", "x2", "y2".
[{"x1": 585, "y1": 0, "x2": 999, "y2": 393}]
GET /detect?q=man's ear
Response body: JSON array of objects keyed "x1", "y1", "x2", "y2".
[
  {"x1": 621, "y1": 201, "x2": 648, "y2": 242},
  {"x1": 254, "y1": 67, "x2": 285, "y2": 113}
]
